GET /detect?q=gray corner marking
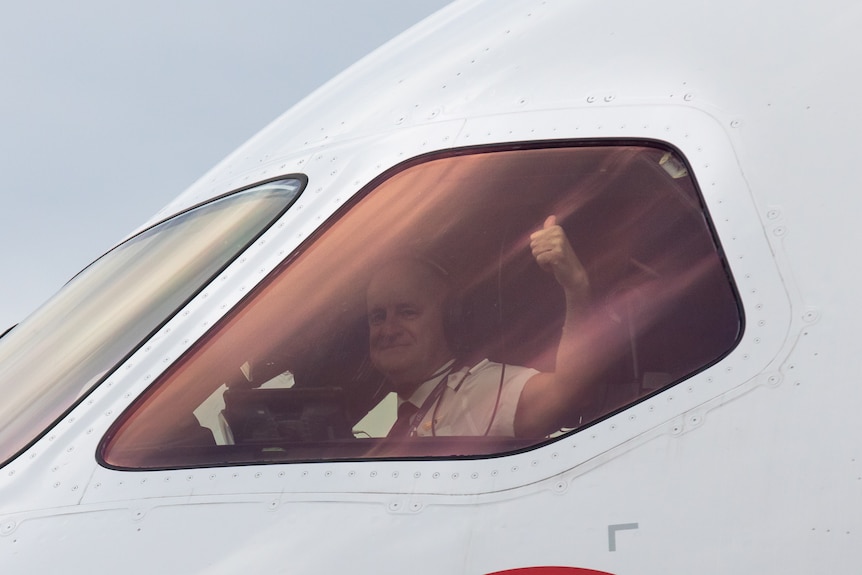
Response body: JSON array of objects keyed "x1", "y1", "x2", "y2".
[{"x1": 608, "y1": 523, "x2": 639, "y2": 552}]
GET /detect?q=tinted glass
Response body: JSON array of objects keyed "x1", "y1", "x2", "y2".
[{"x1": 101, "y1": 146, "x2": 740, "y2": 468}]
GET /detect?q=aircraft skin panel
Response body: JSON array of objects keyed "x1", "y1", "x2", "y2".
[
  {"x1": 3, "y1": 0, "x2": 862, "y2": 573},
  {"x1": 150, "y1": 0, "x2": 859, "y2": 222},
  {"x1": 31, "y1": 107, "x2": 789, "y2": 503}
]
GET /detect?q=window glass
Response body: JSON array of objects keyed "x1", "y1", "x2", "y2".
[
  {"x1": 0, "y1": 178, "x2": 304, "y2": 467},
  {"x1": 100, "y1": 145, "x2": 741, "y2": 469}
]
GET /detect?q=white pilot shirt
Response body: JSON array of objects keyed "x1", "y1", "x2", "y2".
[{"x1": 400, "y1": 359, "x2": 539, "y2": 437}]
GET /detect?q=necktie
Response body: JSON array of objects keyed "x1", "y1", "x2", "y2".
[{"x1": 387, "y1": 402, "x2": 419, "y2": 438}]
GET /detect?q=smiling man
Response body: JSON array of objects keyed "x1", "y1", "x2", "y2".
[{"x1": 366, "y1": 216, "x2": 601, "y2": 439}]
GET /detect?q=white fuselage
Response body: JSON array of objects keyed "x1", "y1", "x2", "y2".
[{"x1": 1, "y1": 1, "x2": 861, "y2": 573}]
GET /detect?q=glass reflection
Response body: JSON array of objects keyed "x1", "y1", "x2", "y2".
[
  {"x1": 0, "y1": 178, "x2": 303, "y2": 466},
  {"x1": 101, "y1": 146, "x2": 741, "y2": 468}
]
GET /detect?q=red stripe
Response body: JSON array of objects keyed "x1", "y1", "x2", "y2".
[{"x1": 486, "y1": 568, "x2": 614, "y2": 575}]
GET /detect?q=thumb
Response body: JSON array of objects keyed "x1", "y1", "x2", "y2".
[{"x1": 543, "y1": 215, "x2": 557, "y2": 229}]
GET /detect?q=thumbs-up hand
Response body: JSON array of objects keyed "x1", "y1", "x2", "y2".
[{"x1": 529, "y1": 215, "x2": 590, "y2": 298}]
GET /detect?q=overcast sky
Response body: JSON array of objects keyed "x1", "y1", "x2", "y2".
[{"x1": 0, "y1": 0, "x2": 451, "y2": 330}]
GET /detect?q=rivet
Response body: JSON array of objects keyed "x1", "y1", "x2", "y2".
[{"x1": 803, "y1": 310, "x2": 820, "y2": 323}]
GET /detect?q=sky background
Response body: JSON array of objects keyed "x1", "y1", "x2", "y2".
[{"x1": 0, "y1": 0, "x2": 452, "y2": 331}]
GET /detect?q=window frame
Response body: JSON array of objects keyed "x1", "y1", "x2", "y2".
[{"x1": 97, "y1": 140, "x2": 744, "y2": 471}]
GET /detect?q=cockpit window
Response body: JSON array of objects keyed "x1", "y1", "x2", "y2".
[
  {"x1": 100, "y1": 144, "x2": 741, "y2": 469},
  {"x1": 0, "y1": 178, "x2": 304, "y2": 467}
]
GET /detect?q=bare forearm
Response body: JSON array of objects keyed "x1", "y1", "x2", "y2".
[
  {"x1": 516, "y1": 215, "x2": 603, "y2": 437},
  {"x1": 515, "y1": 283, "x2": 603, "y2": 436}
]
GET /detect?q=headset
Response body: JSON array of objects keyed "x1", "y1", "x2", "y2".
[
  {"x1": 415, "y1": 255, "x2": 468, "y2": 354},
  {"x1": 375, "y1": 253, "x2": 506, "y2": 437}
]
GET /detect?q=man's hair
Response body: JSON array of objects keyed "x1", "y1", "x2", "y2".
[{"x1": 368, "y1": 254, "x2": 468, "y2": 354}]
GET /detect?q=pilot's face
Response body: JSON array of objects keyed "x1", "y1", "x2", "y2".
[{"x1": 367, "y1": 261, "x2": 452, "y2": 395}]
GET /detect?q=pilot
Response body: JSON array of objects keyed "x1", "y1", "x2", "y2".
[{"x1": 366, "y1": 215, "x2": 600, "y2": 439}]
